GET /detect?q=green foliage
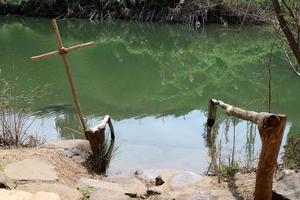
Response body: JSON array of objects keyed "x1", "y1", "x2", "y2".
[
  {"x1": 220, "y1": 163, "x2": 240, "y2": 177},
  {"x1": 283, "y1": 135, "x2": 300, "y2": 169},
  {"x1": 229, "y1": 0, "x2": 270, "y2": 6},
  {"x1": 0, "y1": 80, "x2": 47, "y2": 147},
  {"x1": 79, "y1": 188, "x2": 92, "y2": 200}
]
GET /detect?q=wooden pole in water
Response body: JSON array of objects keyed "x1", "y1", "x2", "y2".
[
  {"x1": 31, "y1": 19, "x2": 95, "y2": 138},
  {"x1": 207, "y1": 99, "x2": 287, "y2": 200}
]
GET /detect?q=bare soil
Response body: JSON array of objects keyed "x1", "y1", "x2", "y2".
[{"x1": 0, "y1": 147, "x2": 101, "y2": 187}]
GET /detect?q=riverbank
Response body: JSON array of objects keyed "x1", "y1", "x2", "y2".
[
  {"x1": 0, "y1": 0, "x2": 271, "y2": 25},
  {"x1": 0, "y1": 140, "x2": 299, "y2": 200}
]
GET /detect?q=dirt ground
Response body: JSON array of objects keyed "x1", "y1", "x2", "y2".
[
  {"x1": 0, "y1": 147, "x2": 101, "y2": 187},
  {"x1": 1, "y1": 147, "x2": 296, "y2": 200}
]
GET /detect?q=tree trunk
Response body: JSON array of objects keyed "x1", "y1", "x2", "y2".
[
  {"x1": 84, "y1": 115, "x2": 114, "y2": 155},
  {"x1": 255, "y1": 115, "x2": 287, "y2": 200},
  {"x1": 272, "y1": 0, "x2": 300, "y2": 64}
]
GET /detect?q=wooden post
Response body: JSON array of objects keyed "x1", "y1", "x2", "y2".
[
  {"x1": 85, "y1": 115, "x2": 115, "y2": 173},
  {"x1": 207, "y1": 99, "x2": 217, "y2": 128},
  {"x1": 84, "y1": 115, "x2": 115, "y2": 154},
  {"x1": 255, "y1": 115, "x2": 287, "y2": 200},
  {"x1": 207, "y1": 99, "x2": 287, "y2": 200}
]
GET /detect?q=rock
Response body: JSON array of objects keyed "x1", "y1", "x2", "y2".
[
  {"x1": 57, "y1": 149, "x2": 75, "y2": 158},
  {"x1": 209, "y1": 190, "x2": 236, "y2": 200},
  {"x1": 4, "y1": 158, "x2": 58, "y2": 182},
  {"x1": 273, "y1": 173, "x2": 300, "y2": 200},
  {"x1": 16, "y1": 183, "x2": 82, "y2": 200},
  {"x1": 146, "y1": 188, "x2": 162, "y2": 195},
  {"x1": 282, "y1": 169, "x2": 296, "y2": 176},
  {"x1": 42, "y1": 140, "x2": 91, "y2": 154},
  {"x1": 169, "y1": 171, "x2": 204, "y2": 189},
  {"x1": 0, "y1": 189, "x2": 60, "y2": 200},
  {"x1": 78, "y1": 175, "x2": 147, "y2": 197},
  {"x1": 42, "y1": 140, "x2": 91, "y2": 163},
  {"x1": 134, "y1": 169, "x2": 178, "y2": 186},
  {"x1": 0, "y1": 172, "x2": 15, "y2": 189},
  {"x1": 155, "y1": 175, "x2": 165, "y2": 186},
  {"x1": 177, "y1": 189, "x2": 235, "y2": 200},
  {"x1": 90, "y1": 189, "x2": 130, "y2": 200},
  {"x1": 186, "y1": 190, "x2": 210, "y2": 200}
]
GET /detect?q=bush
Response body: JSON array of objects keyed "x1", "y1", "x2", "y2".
[{"x1": 0, "y1": 80, "x2": 47, "y2": 147}]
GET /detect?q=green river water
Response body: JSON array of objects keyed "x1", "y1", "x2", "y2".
[{"x1": 1, "y1": 16, "x2": 299, "y2": 173}]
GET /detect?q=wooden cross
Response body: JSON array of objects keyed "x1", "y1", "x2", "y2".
[{"x1": 31, "y1": 19, "x2": 94, "y2": 137}]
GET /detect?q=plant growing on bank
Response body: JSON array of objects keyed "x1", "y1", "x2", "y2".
[
  {"x1": 0, "y1": 80, "x2": 47, "y2": 147},
  {"x1": 283, "y1": 135, "x2": 300, "y2": 169}
]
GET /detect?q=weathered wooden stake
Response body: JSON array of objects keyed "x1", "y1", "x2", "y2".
[
  {"x1": 255, "y1": 115, "x2": 286, "y2": 200},
  {"x1": 207, "y1": 99, "x2": 287, "y2": 200}
]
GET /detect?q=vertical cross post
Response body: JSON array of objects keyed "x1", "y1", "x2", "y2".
[{"x1": 31, "y1": 19, "x2": 95, "y2": 138}]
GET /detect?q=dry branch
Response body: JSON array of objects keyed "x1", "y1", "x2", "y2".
[{"x1": 207, "y1": 99, "x2": 268, "y2": 128}]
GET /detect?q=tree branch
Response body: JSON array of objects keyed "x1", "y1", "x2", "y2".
[
  {"x1": 272, "y1": 0, "x2": 300, "y2": 64},
  {"x1": 207, "y1": 99, "x2": 284, "y2": 129}
]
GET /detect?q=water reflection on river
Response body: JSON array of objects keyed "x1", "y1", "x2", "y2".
[{"x1": 1, "y1": 16, "x2": 299, "y2": 173}]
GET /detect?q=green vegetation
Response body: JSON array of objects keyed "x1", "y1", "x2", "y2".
[
  {"x1": 220, "y1": 163, "x2": 240, "y2": 177},
  {"x1": 0, "y1": 0, "x2": 272, "y2": 25},
  {"x1": 79, "y1": 188, "x2": 92, "y2": 200},
  {"x1": 283, "y1": 134, "x2": 300, "y2": 169},
  {"x1": 88, "y1": 136, "x2": 116, "y2": 175},
  {"x1": 0, "y1": 80, "x2": 46, "y2": 147}
]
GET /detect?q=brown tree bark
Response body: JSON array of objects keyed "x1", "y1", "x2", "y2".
[
  {"x1": 272, "y1": 0, "x2": 300, "y2": 64},
  {"x1": 207, "y1": 99, "x2": 287, "y2": 200},
  {"x1": 255, "y1": 115, "x2": 287, "y2": 200},
  {"x1": 85, "y1": 115, "x2": 115, "y2": 155}
]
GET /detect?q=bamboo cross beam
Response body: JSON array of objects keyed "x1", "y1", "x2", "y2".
[{"x1": 31, "y1": 19, "x2": 95, "y2": 137}]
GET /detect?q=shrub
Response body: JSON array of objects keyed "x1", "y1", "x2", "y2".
[{"x1": 0, "y1": 80, "x2": 47, "y2": 147}]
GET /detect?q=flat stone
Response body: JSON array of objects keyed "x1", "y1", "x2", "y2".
[
  {"x1": 42, "y1": 140, "x2": 91, "y2": 153},
  {"x1": 90, "y1": 189, "x2": 130, "y2": 200},
  {"x1": 16, "y1": 183, "x2": 82, "y2": 200},
  {"x1": 0, "y1": 172, "x2": 15, "y2": 189},
  {"x1": 4, "y1": 158, "x2": 58, "y2": 181},
  {"x1": 71, "y1": 156, "x2": 85, "y2": 163},
  {"x1": 78, "y1": 176, "x2": 147, "y2": 197},
  {"x1": 42, "y1": 140, "x2": 91, "y2": 162},
  {"x1": 57, "y1": 149, "x2": 75, "y2": 158},
  {"x1": 169, "y1": 171, "x2": 204, "y2": 189},
  {"x1": 186, "y1": 190, "x2": 210, "y2": 200},
  {"x1": 134, "y1": 169, "x2": 178, "y2": 186},
  {"x1": 0, "y1": 189, "x2": 60, "y2": 200},
  {"x1": 104, "y1": 174, "x2": 140, "y2": 184},
  {"x1": 273, "y1": 173, "x2": 300, "y2": 200},
  {"x1": 209, "y1": 190, "x2": 236, "y2": 200}
]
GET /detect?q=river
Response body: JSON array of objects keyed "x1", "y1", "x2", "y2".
[{"x1": 1, "y1": 16, "x2": 299, "y2": 174}]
